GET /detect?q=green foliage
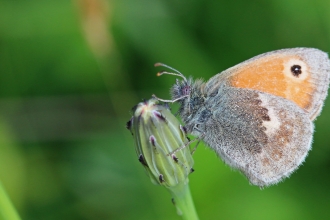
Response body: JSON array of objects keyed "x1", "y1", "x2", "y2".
[{"x1": 0, "y1": 0, "x2": 330, "y2": 219}]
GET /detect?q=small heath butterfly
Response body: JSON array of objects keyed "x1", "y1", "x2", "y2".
[{"x1": 155, "y1": 48, "x2": 330, "y2": 187}]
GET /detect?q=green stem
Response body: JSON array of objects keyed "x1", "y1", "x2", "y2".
[
  {"x1": 168, "y1": 183, "x2": 199, "y2": 220},
  {"x1": 0, "y1": 182, "x2": 21, "y2": 220}
]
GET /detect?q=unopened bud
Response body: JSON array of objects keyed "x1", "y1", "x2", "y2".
[{"x1": 127, "y1": 98, "x2": 194, "y2": 188}]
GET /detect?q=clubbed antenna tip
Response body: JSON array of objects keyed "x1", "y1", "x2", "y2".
[{"x1": 154, "y1": 63, "x2": 187, "y2": 82}]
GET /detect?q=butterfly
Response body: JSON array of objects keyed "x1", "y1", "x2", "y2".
[{"x1": 155, "y1": 48, "x2": 330, "y2": 187}]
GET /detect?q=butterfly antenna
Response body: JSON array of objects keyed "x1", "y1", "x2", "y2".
[{"x1": 155, "y1": 63, "x2": 187, "y2": 82}]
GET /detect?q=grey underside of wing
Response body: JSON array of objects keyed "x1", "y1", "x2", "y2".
[{"x1": 203, "y1": 86, "x2": 313, "y2": 187}]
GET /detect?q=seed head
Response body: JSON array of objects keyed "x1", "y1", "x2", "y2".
[{"x1": 127, "y1": 98, "x2": 194, "y2": 188}]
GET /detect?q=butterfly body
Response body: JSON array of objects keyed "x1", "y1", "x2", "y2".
[{"x1": 168, "y1": 48, "x2": 330, "y2": 187}]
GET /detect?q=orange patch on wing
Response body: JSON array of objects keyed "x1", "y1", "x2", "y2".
[{"x1": 230, "y1": 56, "x2": 314, "y2": 111}]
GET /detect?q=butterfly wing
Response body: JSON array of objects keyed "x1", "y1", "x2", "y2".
[
  {"x1": 204, "y1": 48, "x2": 330, "y2": 120},
  {"x1": 203, "y1": 86, "x2": 313, "y2": 187}
]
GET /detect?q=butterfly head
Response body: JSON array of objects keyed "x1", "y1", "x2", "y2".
[
  {"x1": 155, "y1": 63, "x2": 205, "y2": 120},
  {"x1": 171, "y1": 77, "x2": 206, "y2": 116}
]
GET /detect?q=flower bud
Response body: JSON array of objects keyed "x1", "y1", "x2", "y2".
[{"x1": 127, "y1": 98, "x2": 194, "y2": 188}]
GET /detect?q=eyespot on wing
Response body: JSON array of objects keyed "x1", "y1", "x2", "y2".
[{"x1": 205, "y1": 48, "x2": 330, "y2": 120}]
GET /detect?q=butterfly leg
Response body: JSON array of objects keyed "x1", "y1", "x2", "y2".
[
  {"x1": 167, "y1": 137, "x2": 196, "y2": 156},
  {"x1": 167, "y1": 132, "x2": 204, "y2": 156},
  {"x1": 191, "y1": 138, "x2": 202, "y2": 155}
]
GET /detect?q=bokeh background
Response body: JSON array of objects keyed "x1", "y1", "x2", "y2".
[{"x1": 0, "y1": 0, "x2": 330, "y2": 219}]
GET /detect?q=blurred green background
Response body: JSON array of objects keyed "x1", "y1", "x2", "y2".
[{"x1": 0, "y1": 0, "x2": 330, "y2": 219}]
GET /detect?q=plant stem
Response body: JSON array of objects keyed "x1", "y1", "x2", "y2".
[
  {"x1": 0, "y1": 182, "x2": 21, "y2": 220},
  {"x1": 169, "y1": 183, "x2": 199, "y2": 220}
]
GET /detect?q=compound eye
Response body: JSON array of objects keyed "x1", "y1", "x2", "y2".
[{"x1": 182, "y1": 86, "x2": 190, "y2": 96}]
